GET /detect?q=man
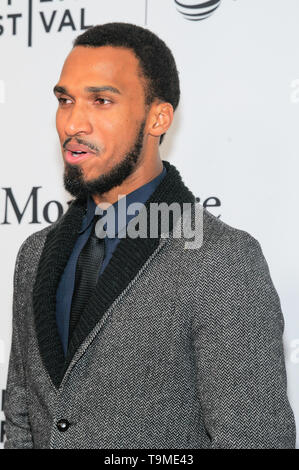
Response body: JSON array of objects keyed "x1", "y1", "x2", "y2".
[{"x1": 4, "y1": 22, "x2": 296, "y2": 449}]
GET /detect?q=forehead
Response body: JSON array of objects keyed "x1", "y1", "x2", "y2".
[{"x1": 59, "y1": 45, "x2": 144, "y2": 94}]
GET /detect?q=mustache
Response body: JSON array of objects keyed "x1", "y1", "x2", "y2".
[{"x1": 63, "y1": 137, "x2": 101, "y2": 154}]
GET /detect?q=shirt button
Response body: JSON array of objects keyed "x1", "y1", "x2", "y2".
[{"x1": 56, "y1": 419, "x2": 70, "y2": 432}]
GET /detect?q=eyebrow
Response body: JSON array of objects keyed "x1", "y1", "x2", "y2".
[{"x1": 53, "y1": 85, "x2": 121, "y2": 96}]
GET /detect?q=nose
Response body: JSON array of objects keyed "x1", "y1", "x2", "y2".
[{"x1": 64, "y1": 104, "x2": 93, "y2": 136}]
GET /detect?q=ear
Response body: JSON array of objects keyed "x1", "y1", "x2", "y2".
[{"x1": 148, "y1": 102, "x2": 174, "y2": 139}]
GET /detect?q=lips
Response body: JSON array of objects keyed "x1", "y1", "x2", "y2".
[
  {"x1": 65, "y1": 143, "x2": 95, "y2": 154},
  {"x1": 64, "y1": 143, "x2": 96, "y2": 165}
]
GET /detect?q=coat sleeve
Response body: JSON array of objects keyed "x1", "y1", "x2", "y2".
[
  {"x1": 4, "y1": 240, "x2": 34, "y2": 449},
  {"x1": 192, "y1": 228, "x2": 296, "y2": 449}
]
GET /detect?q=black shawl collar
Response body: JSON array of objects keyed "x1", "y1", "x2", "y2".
[{"x1": 33, "y1": 160, "x2": 196, "y2": 389}]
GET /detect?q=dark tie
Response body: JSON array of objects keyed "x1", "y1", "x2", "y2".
[{"x1": 68, "y1": 215, "x2": 106, "y2": 345}]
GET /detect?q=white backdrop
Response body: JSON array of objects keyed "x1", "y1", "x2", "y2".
[{"x1": 0, "y1": 0, "x2": 298, "y2": 448}]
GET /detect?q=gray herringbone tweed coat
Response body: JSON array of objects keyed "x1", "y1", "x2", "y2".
[{"x1": 4, "y1": 161, "x2": 296, "y2": 449}]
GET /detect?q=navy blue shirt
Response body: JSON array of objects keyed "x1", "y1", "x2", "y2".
[{"x1": 56, "y1": 166, "x2": 167, "y2": 355}]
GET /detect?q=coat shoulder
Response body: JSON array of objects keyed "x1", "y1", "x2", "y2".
[
  {"x1": 201, "y1": 206, "x2": 262, "y2": 256},
  {"x1": 15, "y1": 201, "x2": 74, "y2": 266},
  {"x1": 17, "y1": 224, "x2": 52, "y2": 259}
]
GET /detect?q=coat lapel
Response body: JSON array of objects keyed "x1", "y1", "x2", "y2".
[
  {"x1": 33, "y1": 198, "x2": 86, "y2": 389},
  {"x1": 33, "y1": 160, "x2": 196, "y2": 389}
]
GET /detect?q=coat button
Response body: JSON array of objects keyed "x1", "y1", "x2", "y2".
[{"x1": 56, "y1": 419, "x2": 70, "y2": 432}]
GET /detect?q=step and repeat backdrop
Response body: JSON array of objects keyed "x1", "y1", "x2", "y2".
[{"x1": 0, "y1": 0, "x2": 298, "y2": 448}]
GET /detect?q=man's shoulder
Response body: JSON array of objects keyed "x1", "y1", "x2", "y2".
[
  {"x1": 173, "y1": 201, "x2": 264, "y2": 263},
  {"x1": 202, "y1": 206, "x2": 261, "y2": 250},
  {"x1": 21, "y1": 224, "x2": 52, "y2": 251},
  {"x1": 14, "y1": 201, "x2": 71, "y2": 270},
  {"x1": 15, "y1": 224, "x2": 54, "y2": 271},
  {"x1": 16, "y1": 200, "x2": 74, "y2": 263},
  {"x1": 200, "y1": 206, "x2": 268, "y2": 276},
  {"x1": 189, "y1": 207, "x2": 281, "y2": 328}
]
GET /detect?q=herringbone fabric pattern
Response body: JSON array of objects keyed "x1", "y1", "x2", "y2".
[
  {"x1": 4, "y1": 208, "x2": 296, "y2": 449},
  {"x1": 3, "y1": 162, "x2": 296, "y2": 449}
]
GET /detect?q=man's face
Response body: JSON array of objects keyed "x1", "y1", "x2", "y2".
[{"x1": 54, "y1": 45, "x2": 149, "y2": 196}]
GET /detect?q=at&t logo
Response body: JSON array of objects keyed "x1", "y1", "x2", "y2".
[{"x1": 174, "y1": 0, "x2": 221, "y2": 21}]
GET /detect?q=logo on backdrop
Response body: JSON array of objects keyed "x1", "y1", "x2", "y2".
[
  {"x1": 0, "y1": 189, "x2": 221, "y2": 225},
  {"x1": 0, "y1": 0, "x2": 93, "y2": 47},
  {"x1": 0, "y1": 187, "x2": 64, "y2": 224},
  {"x1": 174, "y1": 0, "x2": 221, "y2": 21}
]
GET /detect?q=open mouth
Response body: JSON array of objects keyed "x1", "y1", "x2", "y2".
[
  {"x1": 64, "y1": 141, "x2": 97, "y2": 164},
  {"x1": 65, "y1": 149, "x2": 95, "y2": 165},
  {"x1": 71, "y1": 151, "x2": 87, "y2": 157}
]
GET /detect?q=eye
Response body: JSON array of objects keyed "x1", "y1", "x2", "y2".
[
  {"x1": 95, "y1": 98, "x2": 112, "y2": 105},
  {"x1": 57, "y1": 97, "x2": 72, "y2": 105}
]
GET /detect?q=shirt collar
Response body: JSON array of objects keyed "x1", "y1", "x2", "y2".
[{"x1": 79, "y1": 165, "x2": 167, "y2": 237}]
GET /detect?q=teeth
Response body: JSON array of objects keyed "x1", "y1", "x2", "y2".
[{"x1": 72, "y1": 151, "x2": 85, "y2": 156}]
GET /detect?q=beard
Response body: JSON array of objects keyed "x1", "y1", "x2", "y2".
[{"x1": 63, "y1": 120, "x2": 146, "y2": 200}]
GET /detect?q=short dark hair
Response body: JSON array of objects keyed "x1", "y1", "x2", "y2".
[{"x1": 73, "y1": 22, "x2": 180, "y2": 145}]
